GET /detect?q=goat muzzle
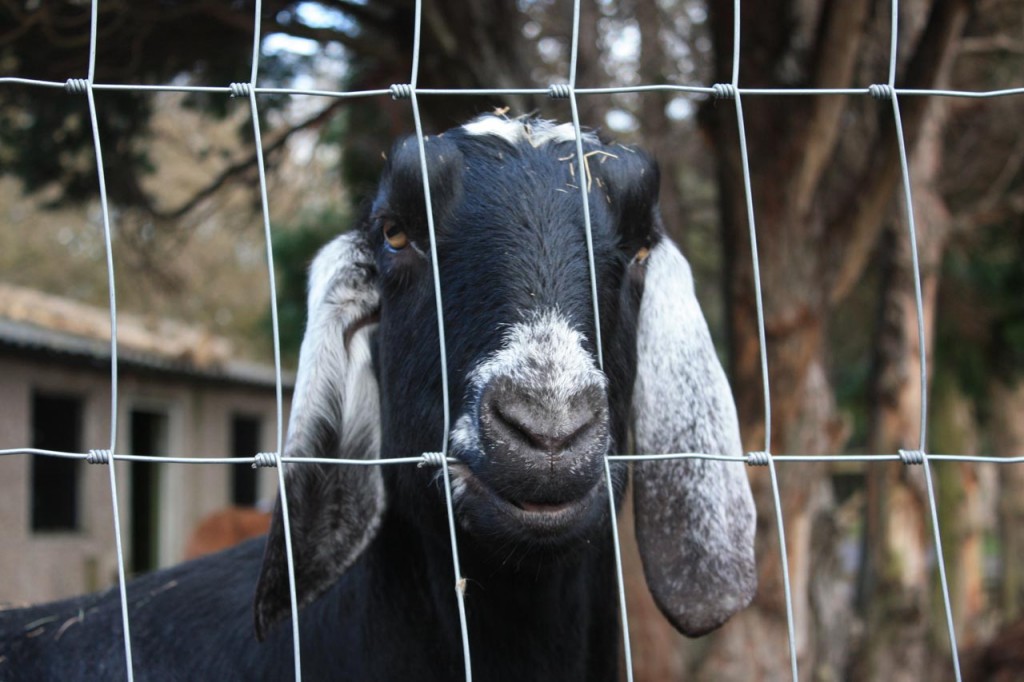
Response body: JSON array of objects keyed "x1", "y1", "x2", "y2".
[{"x1": 476, "y1": 375, "x2": 610, "y2": 508}]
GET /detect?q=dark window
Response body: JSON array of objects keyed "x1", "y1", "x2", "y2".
[
  {"x1": 231, "y1": 415, "x2": 262, "y2": 506},
  {"x1": 30, "y1": 393, "x2": 84, "y2": 532},
  {"x1": 129, "y1": 409, "x2": 168, "y2": 574}
]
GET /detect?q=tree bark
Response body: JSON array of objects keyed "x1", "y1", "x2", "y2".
[
  {"x1": 853, "y1": 217, "x2": 942, "y2": 681},
  {"x1": 990, "y1": 380, "x2": 1024, "y2": 622},
  {"x1": 850, "y1": 19, "x2": 997, "y2": 678}
]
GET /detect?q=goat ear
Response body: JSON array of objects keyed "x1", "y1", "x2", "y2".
[
  {"x1": 631, "y1": 235, "x2": 757, "y2": 637},
  {"x1": 254, "y1": 230, "x2": 382, "y2": 640},
  {"x1": 593, "y1": 144, "x2": 660, "y2": 257}
]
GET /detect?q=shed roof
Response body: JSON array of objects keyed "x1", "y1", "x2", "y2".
[{"x1": 0, "y1": 284, "x2": 292, "y2": 390}]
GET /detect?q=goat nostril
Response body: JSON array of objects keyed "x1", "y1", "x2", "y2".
[
  {"x1": 493, "y1": 404, "x2": 593, "y2": 453},
  {"x1": 485, "y1": 385, "x2": 604, "y2": 456},
  {"x1": 491, "y1": 404, "x2": 541, "y2": 448}
]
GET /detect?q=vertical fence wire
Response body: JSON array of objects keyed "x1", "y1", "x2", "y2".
[
  {"x1": 563, "y1": 1, "x2": 634, "y2": 680},
  {"x1": 87, "y1": 84, "x2": 134, "y2": 682},
  {"x1": 81, "y1": 0, "x2": 135, "y2": 678},
  {"x1": 883, "y1": 2, "x2": 962, "y2": 678},
  {"x1": 242, "y1": 0, "x2": 304, "y2": 677},
  {"x1": 727, "y1": 1, "x2": 800, "y2": 679},
  {"x1": 407, "y1": 1, "x2": 474, "y2": 678}
]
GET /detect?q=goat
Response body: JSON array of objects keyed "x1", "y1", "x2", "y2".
[{"x1": 0, "y1": 115, "x2": 756, "y2": 681}]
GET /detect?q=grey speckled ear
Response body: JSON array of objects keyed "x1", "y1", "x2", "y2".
[
  {"x1": 631, "y1": 236, "x2": 757, "y2": 637},
  {"x1": 254, "y1": 231, "x2": 382, "y2": 640}
]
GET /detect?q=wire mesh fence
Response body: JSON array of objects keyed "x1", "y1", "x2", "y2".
[{"x1": 1, "y1": 0, "x2": 1023, "y2": 680}]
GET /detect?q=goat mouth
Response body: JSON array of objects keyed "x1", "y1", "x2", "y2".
[
  {"x1": 514, "y1": 499, "x2": 575, "y2": 514},
  {"x1": 448, "y1": 463, "x2": 604, "y2": 536}
]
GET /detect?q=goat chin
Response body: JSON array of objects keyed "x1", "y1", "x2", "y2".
[
  {"x1": 445, "y1": 460, "x2": 610, "y2": 548},
  {"x1": 1, "y1": 115, "x2": 757, "y2": 682}
]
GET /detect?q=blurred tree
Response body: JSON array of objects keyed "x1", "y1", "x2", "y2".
[
  {"x1": 856, "y1": 89, "x2": 955, "y2": 682},
  {"x1": 4, "y1": 1, "x2": 1024, "y2": 679},
  {"x1": 932, "y1": 0, "x2": 1024, "y2": 654},
  {"x1": 0, "y1": 0, "x2": 542, "y2": 211},
  {"x1": 698, "y1": 0, "x2": 973, "y2": 678},
  {"x1": 0, "y1": 0, "x2": 546, "y2": 362}
]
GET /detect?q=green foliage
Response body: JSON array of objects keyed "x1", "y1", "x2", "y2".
[
  {"x1": 936, "y1": 219, "x2": 1024, "y2": 412},
  {"x1": 829, "y1": 257, "x2": 884, "y2": 451}
]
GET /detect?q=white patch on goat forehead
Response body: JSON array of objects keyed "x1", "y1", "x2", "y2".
[{"x1": 462, "y1": 116, "x2": 599, "y2": 148}]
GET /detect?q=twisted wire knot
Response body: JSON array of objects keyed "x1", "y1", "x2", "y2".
[
  {"x1": 253, "y1": 452, "x2": 279, "y2": 468},
  {"x1": 389, "y1": 83, "x2": 412, "y2": 100},
  {"x1": 229, "y1": 82, "x2": 252, "y2": 98},
  {"x1": 547, "y1": 83, "x2": 573, "y2": 99},
  {"x1": 711, "y1": 83, "x2": 737, "y2": 100},
  {"x1": 87, "y1": 449, "x2": 111, "y2": 465},
  {"x1": 747, "y1": 451, "x2": 771, "y2": 467},
  {"x1": 65, "y1": 79, "x2": 89, "y2": 94},
  {"x1": 869, "y1": 84, "x2": 894, "y2": 100},
  {"x1": 419, "y1": 451, "x2": 447, "y2": 468},
  {"x1": 898, "y1": 449, "x2": 925, "y2": 465}
]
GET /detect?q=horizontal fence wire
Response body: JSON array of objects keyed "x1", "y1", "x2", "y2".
[
  {"x1": 2, "y1": 447, "x2": 1023, "y2": 467},
  {"x1": 1, "y1": 0, "x2": 1023, "y2": 680},
  {"x1": 4, "y1": 77, "x2": 1024, "y2": 100}
]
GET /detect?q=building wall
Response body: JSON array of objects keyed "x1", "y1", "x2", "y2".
[{"x1": 0, "y1": 354, "x2": 288, "y2": 606}]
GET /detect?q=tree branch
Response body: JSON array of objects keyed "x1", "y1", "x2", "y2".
[
  {"x1": 956, "y1": 194, "x2": 1024, "y2": 231},
  {"x1": 194, "y1": 4, "x2": 400, "y2": 63},
  {"x1": 149, "y1": 100, "x2": 344, "y2": 221},
  {"x1": 789, "y1": 0, "x2": 873, "y2": 219},
  {"x1": 960, "y1": 35, "x2": 1024, "y2": 55},
  {"x1": 270, "y1": 19, "x2": 391, "y2": 58},
  {"x1": 317, "y1": 0, "x2": 395, "y2": 31},
  {"x1": 977, "y1": 129, "x2": 1024, "y2": 213},
  {"x1": 827, "y1": 0, "x2": 971, "y2": 305}
]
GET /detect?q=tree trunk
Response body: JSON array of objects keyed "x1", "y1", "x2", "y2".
[
  {"x1": 849, "y1": 57, "x2": 996, "y2": 676},
  {"x1": 851, "y1": 223, "x2": 945, "y2": 677},
  {"x1": 990, "y1": 380, "x2": 1024, "y2": 622},
  {"x1": 931, "y1": 383, "x2": 992, "y2": 651},
  {"x1": 702, "y1": 91, "x2": 851, "y2": 677}
]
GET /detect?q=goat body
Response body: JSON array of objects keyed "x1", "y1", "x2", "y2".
[{"x1": 0, "y1": 116, "x2": 756, "y2": 681}]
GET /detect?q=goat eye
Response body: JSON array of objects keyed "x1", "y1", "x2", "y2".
[{"x1": 382, "y1": 221, "x2": 409, "y2": 251}]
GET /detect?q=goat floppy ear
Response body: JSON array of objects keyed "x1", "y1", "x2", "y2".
[
  {"x1": 254, "y1": 231, "x2": 382, "y2": 640},
  {"x1": 631, "y1": 235, "x2": 757, "y2": 637}
]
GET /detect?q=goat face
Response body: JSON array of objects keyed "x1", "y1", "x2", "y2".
[
  {"x1": 373, "y1": 127, "x2": 641, "y2": 552},
  {"x1": 254, "y1": 115, "x2": 757, "y2": 642}
]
